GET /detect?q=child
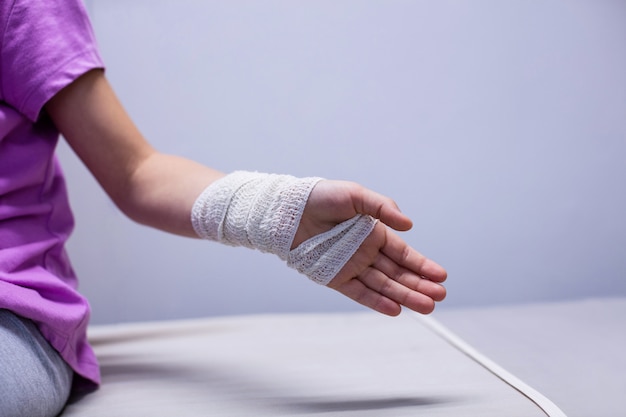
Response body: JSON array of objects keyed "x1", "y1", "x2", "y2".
[{"x1": 0, "y1": 1, "x2": 447, "y2": 416}]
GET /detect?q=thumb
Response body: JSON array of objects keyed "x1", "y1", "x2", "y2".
[{"x1": 354, "y1": 187, "x2": 413, "y2": 232}]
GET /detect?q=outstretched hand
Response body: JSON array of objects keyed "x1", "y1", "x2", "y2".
[
  {"x1": 293, "y1": 180, "x2": 447, "y2": 316},
  {"x1": 47, "y1": 70, "x2": 444, "y2": 316}
]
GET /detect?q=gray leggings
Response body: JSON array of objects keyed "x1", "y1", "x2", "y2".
[{"x1": 0, "y1": 309, "x2": 74, "y2": 417}]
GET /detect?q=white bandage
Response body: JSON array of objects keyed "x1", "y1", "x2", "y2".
[
  {"x1": 191, "y1": 171, "x2": 377, "y2": 285},
  {"x1": 287, "y1": 214, "x2": 377, "y2": 285}
]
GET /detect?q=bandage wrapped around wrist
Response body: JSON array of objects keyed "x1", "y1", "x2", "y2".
[{"x1": 191, "y1": 171, "x2": 377, "y2": 285}]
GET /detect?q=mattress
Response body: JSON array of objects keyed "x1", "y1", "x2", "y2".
[
  {"x1": 434, "y1": 297, "x2": 626, "y2": 417},
  {"x1": 61, "y1": 309, "x2": 569, "y2": 416}
]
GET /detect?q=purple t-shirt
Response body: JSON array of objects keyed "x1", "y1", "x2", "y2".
[{"x1": 0, "y1": 0, "x2": 104, "y2": 385}]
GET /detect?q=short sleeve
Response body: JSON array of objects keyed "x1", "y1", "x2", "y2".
[{"x1": 0, "y1": 0, "x2": 104, "y2": 122}]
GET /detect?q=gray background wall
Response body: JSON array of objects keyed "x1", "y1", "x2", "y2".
[{"x1": 58, "y1": 0, "x2": 626, "y2": 325}]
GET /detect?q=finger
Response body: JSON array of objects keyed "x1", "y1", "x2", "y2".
[
  {"x1": 330, "y1": 277, "x2": 402, "y2": 316},
  {"x1": 372, "y1": 252, "x2": 447, "y2": 302},
  {"x1": 381, "y1": 229, "x2": 448, "y2": 283},
  {"x1": 359, "y1": 266, "x2": 439, "y2": 314},
  {"x1": 351, "y1": 185, "x2": 413, "y2": 231}
]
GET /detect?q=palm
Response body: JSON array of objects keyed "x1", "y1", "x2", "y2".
[
  {"x1": 295, "y1": 180, "x2": 447, "y2": 316},
  {"x1": 329, "y1": 222, "x2": 446, "y2": 316}
]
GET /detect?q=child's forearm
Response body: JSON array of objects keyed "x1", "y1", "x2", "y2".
[
  {"x1": 46, "y1": 69, "x2": 224, "y2": 236},
  {"x1": 121, "y1": 152, "x2": 224, "y2": 236}
]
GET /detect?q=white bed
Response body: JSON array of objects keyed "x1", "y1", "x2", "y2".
[
  {"x1": 61, "y1": 297, "x2": 625, "y2": 416},
  {"x1": 434, "y1": 297, "x2": 626, "y2": 417}
]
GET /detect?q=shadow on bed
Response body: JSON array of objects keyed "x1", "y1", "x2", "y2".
[
  {"x1": 61, "y1": 313, "x2": 559, "y2": 416},
  {"x1": 68, "y1": 356, "x2": 459, "y2": 414},
  {"x1": 270, "y1": 395, "x2": 456, "y2": 413}
]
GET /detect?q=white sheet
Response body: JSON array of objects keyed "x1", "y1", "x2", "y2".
[
  {"x1": 435, "y1": 297, "x2": 626, "y2": 417},
  {"x1": 62, "y1": 312, "x2": 560, "y2": 416}
]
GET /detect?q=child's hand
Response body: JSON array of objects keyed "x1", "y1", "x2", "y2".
[{"x1": 293, "y1": 180, "x2": 447, "y2": 316}]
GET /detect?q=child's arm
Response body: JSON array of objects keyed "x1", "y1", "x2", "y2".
[
  {"x1": 46, "y1": 69, "x2": 447, "y2": 316},
  {"x1": 46, "y1": 69, "x2": 222, "y2": 237}
]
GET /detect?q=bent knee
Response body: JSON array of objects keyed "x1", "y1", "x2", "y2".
[{"x1": 0, "y1": 381, "x2": 69, "y2": 417}]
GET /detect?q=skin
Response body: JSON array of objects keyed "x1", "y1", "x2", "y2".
[{"x1": 46, "y1": 69, "x2": 447, "y2": 317}]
